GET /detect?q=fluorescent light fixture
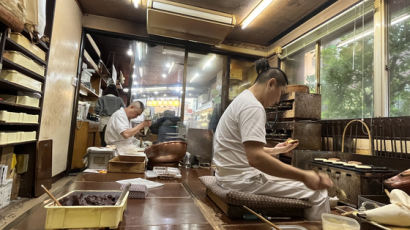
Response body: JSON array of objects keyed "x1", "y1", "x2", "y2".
[
  {"x1": 145, "y1": 44, "x2": 148, "y2": 54},
  {"x1": 241, "y1": 0, "x2": 272, "y2": 29},
  {"x1": 139, "y1": 67, "x2": 143, "y2": 77},
  {"x1": 168, "y1": 62, "x2": 175, "y2": 74},
  {"x1": 162, "y1": 74, "x2": 167, "y2": 78},
  {"x1": 123, "y1": 88, "x2": 129, "y2": 93},
  {"x1": 152, "y1": 1, "x2": 233, "y2": 24},
  {"x1": 190, "y1": 73, "x2": 199, "y2": 83},
  {"x1": 337, "y1": 30, "x2": 373, "y2": 47},
  {"x1": 137, "y1": 42, "x2": 142, "y2": 61},
  {"x1": 127, "y1": 48, "x2": 133, "y2": 56},
  {"x1": 202, "y1": 55, "x2": 216, "y2": 70},
  {"x1": 132, "y1": 0, "x2": 140, "y2": 8},
  {"x1": 391, "y1": 14, "x2": 410, "y2": 25}
]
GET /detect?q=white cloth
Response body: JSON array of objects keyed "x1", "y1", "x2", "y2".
[
  {"x1": 212, "y1": 89, "x2": 329, "y2": 221},
  {"x1": 105, "y1": 108, "x2": 133, "y2": 146}
]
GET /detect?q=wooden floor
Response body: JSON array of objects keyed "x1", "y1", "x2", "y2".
[{"x1": 3, "y1": 168, "x2": 324, "y2": 230}]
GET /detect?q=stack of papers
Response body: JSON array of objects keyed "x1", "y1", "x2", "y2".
[{"x1": 116, "y1": 178, "x2": 163, "y2": 189}]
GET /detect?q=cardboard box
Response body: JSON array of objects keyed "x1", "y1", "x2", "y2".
[
  {"x1": 1, "y1": 151, "x2": 14, "y2": 178},
  {"x1": 16, "y1": 154, "x2": 29, "y2": 174},
  {"x1": 108, "y1": 156, "x2": 145, "y2": 174}
]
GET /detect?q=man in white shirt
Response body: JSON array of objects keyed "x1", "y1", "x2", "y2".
[
  {"x1": 213, "y1": 58, "x2": 333, "y2": 221},
  {"x1": 105, "y1": 101, "x2": 151, "y2": 147}
]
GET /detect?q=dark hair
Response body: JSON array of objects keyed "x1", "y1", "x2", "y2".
[
  {"x1": 102, "y1": 84, "x2": 119, "y2": 96},
  {"x1": 255, "y1": 58, "x2": 288, "y2": 86}
]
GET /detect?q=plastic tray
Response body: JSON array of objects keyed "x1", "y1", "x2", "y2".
[
  {"x1": 44, "y1": 190, "x2": 128, "y2": 229},
  {"x1": 0, "y1": 69, "x2": 42, "y2": 91}
]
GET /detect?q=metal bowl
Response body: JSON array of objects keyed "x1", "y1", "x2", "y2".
[{"x1": 145, "y1": 140, "x2": 187, "y2": 163}]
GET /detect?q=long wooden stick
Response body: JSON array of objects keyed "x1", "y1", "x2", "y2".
[
  {"x1": 242, "y1": 205, "x2": 281, "y2": 230},
  {"x1": 41, "y1": 184, "x2": 62, "y2": 206}
]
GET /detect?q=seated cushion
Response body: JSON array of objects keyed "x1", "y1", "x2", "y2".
[{"x1": 199, "y1": 176, "x2": 312, "y2": 209}]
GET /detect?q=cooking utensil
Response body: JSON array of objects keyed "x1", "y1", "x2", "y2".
[
  {"x1": 243, "y1": 205, "x2": 281, "y2": 230},
  {"x1": 41, "y1": 184, "x2": 61, "y2": 206},
  {"x1": 115, "y1": 183, "x2": 130, "y2": 206}
]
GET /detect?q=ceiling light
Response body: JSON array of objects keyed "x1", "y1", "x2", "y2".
[
  {"x1": 127, "y1": 48, "x2": 133, "y2": 56},
  {"x1": 154, "y1": 91, "x2": 159, "y2": 95},
  {"x1": 133, "y1": 65, "x2": 136, "y2": 69},
  {"x1": 143, "y1": 94, "x2": 146, "y2": 97},
  {"x1": 137, "y1": 42, "x2": 142, "y2": 61},
  {"x1": 145, "y1": 44, "x2": 148, "y2": 54},
  {"x1": 132, "y1": 0, "x2": 140, "y2": 8},
  {"x1": 163, "y1": 94, "x2": 167, "y2": 97},
  {"x1": 139, "y1": 67, "x2": 143, "y2": 77},
  {"x1": 391, "y1": 14, "x2": 410, "y2": 25},
  {"x1": 241, "y1": 0, "x2": 273, "y2": 29},
  {"x1": 337, "y1": 30, "x2": 373, "y2": 48},
  {"x1": 132, "y1": 74, "x2": 137, "y2": 79},
  {"x1": 123, "y1": 88, "x2": 129, "y2": 93},
  {"x1": 166, "y1": 62, "x2": 171, "y2": 68},
  {"x1": 168, "y1": 62, "x2": 175, "y2": 74},
  {"x1": 162, "y1": 74, "x2": 167, "y2": 78},
  {"x1": 152, "y1": 1, "x2": 233, "y2": 24},
  {"x1": 202, "y1": 55, "x2": 216, "y2": 70}
]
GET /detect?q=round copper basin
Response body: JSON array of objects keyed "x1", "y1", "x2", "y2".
[{"x1": 145, "y1": 141, "x2": 187, "y2": 163}]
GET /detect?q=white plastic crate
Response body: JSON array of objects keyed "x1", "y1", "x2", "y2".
[{"x1": 0, "y1": 179, "x2": 12, "y2": 208}]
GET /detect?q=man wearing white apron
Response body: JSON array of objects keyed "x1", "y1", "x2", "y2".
[{"x1": 213, "y1": 58, "x2": 333, "y2": 221}]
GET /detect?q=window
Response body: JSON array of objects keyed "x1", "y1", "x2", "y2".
[
  {"x1": 131, "y1": 44, "x2": 184, "y2": 120},
  {"x1": 183, "y1": 53, "x2": 224, "y2": 131},
  {"x1": 282, "y1": 44, "x2": 317, "y2": 93},
  {"x1": 388, "y1": 0, "x2": 410, "y2": 116},
  {"x1": 320, "y1": 6, "x2": 374, "y2": 119}
]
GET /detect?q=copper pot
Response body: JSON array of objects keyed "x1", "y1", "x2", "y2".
[{"x1": 145, "y1": 141, "x2": 187, "y2": 163}]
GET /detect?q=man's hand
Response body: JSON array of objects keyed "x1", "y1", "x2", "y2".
[
  {"x1": 302, "y1": 170, "x2": 333, "y2": 190},
  {"x1": 265, "y1": 141, "x2": 299, "y2": 157}
]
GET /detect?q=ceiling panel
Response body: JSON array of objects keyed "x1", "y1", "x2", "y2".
[{"x1": 79, "y1": 0, "x2": 335, "y2": 46}]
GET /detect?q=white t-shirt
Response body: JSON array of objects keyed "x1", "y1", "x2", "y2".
[
  {"x1": 105, "y1": 107, "x2": 133, "y2": 146},
  {"x1": 213, "y1": 90, "x2": 267, "y2": 189}
]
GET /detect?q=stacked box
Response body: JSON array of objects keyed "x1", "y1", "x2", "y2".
[
  {"x1": 9, "y1": 32, "x2": 46, "y2": 61},
  {"x1": 0, "y1": 110, "x2": 9, "y2": 122},
  {"x1": 3, "y1": 51, "x2": 45, "y2": 76},
  {"x1": 0, "y1": 70, "x2": 42, "y2": 91},
  {"x1": 16, "y1": 95, "x2": 40, "y2": 107}
]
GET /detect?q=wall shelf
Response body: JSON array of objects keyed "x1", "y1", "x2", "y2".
[
  {"x1": 0, "y1": 100, "x2": 41, "y2": 112},
  {"x1": 0, "y1": 79, "x2": 42, "y2": 95},
  {"x1": 0, "y1": 140, "x2": 37, "y2": 148}
]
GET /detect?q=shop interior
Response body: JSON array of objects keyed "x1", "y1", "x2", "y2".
[{"x1": 0, "y1": 0, "x2": 409, "y2": 229}]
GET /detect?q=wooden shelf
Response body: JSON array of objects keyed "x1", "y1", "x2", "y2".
[
  {"x1": 80, "y1": 83, "x2": 99, "y2": 99},
  {"x1": 0, "y1": 79, "x2": 42, "y2": 95},
  {"x1": 2, "y1": 58, "x2": 45, "y2": 82},
  {"x1": 0, "y1": 122, "x2": 39, "y2": 126},
  {"x1": 0, "y1": 100, "x2": 40, "y2": 112},
  {"x1": 5, "y1": 38, "x2": 47, "y2": 66},
  {"x1": 0, "y1": 140, "x2": 37, "y2": 148}
]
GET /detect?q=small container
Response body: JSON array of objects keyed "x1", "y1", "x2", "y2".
[
  {"x1": 9, "y1": 32, "x2": 46, "y2": 61},
  {"x1": 86, "y1": 147, "x2": 115, "y2": 169},
  {"x1": 322, "y1": 213, "x2": 360, "y2": 230},
  {"x1": 118, "y1": 154, "x2": 145, "y2": 162},
  {"x1": 44, "y1": 190, "x2": 128, "y2": 229},
  {"x1": 3, "y1": 51, "x2": 45, "y2": 76},
  {"x1": 121, "y1": 184, "x2": 147, "y2": 199}
]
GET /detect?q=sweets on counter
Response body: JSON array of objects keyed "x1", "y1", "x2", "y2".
[{"x1": 59, "y1": 193, "x2": 118, "y2": 206}]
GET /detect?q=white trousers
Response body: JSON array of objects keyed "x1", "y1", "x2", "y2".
[{"x1": 219, "y1": 173, "x2": 330, "y2": 221}]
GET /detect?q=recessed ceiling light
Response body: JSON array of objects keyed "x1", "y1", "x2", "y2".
[
  {"x1": 162, "y1": 74, "x2": 166, "y2": 78},
  {"x1": 166, "y1": 63, "x2": 171, "y2": 68}
]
